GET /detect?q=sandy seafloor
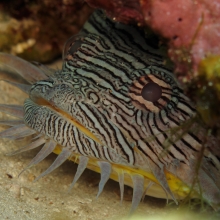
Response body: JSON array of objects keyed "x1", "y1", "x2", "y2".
[{"x1": 0, "y1": 60, "x2": 218, "y2": 220}]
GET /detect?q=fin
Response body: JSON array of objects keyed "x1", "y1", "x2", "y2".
[
  {"x1": 118, "y1": 171, "x2": 124, "y2": 204},
  {"x1": 7, "y1": 137, "x2": 46, "y2": 156},
  {"x1": 96, "y1": 161, "x2": 112, "y2": 198},
  {"x1": 142, "y1": 181, "x2": 154, "y2": 202},
  {"x1": 0, "y1": 104, "x2": 24, "y2": 118},
  {"x1": 27, "y1": 140, "x2": 56, "y2": 166},
  {"x1": 32, "y1": 133, "x2": 43, "y2": 140},
  {"x1": 7, "y1": 129, "x2": 36, "y2": 140},
  {"x1": 198, "y1": 169, "x2": 220, "y2": 211},
  {"x1": 18, "y1": 140, "x2": 56, "y2": 176},
  {"x1": 152, "y1": 165, "x2": 178, "y2": 205},
  {"x1": 3, "y1": 80, "x2": 31, "y2": 94},
  {"x1": 0, "y1": 124, "x2": 31, "y2": 138},
  {"x1": 130, "y1": 174, "x2": 145, "y2": 214},
  {"x1": 0, "y1": 53, "x2": 48, "y2": 83},
  {"x1": 139, "y1": 139, "x2": 178, "y2": 204},
  {"x1": 0, "y1": 120, "x2": 24, "y2": 126},
  {"x1": 34, "y1": 147, "x2": 71, "y2": 182},
  {"x1": 68, "y1": 156, "x2": 89, "y2": 192}
]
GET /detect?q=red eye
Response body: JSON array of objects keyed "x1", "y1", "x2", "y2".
[{"x1": 141, "y1": 82, "x2": 162, "y2": 102}]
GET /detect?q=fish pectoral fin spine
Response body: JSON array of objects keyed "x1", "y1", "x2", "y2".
[
  {"x1": 68, "y1": 156, "x2": 89, "y2": 192},
  {"x1": 0, "y1": 104, "x2": 24, "y2": 119},
  {"x1": 34, "y1": 146, "x2": 71, "y2": 182},
  {"x1": 96, "y1": 161, "x2": 112, "y2": 198},
  {"x1": 153, "y1": 164, "x2": 178, "y2": 205},
  {"x1": 130, "y1": 174, "x2": 145, "y2": 214},
  {"x1": 118, "y1": 171, "x2": 124, "y2": 204}
]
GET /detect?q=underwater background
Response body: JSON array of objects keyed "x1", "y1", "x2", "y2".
[{"x1": 0, "y1": 1, "x2": 220, "y2": 219}]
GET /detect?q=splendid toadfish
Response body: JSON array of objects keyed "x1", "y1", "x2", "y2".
[{"x1": 0, "y1": 10, "x2": 219, "y2": 212}]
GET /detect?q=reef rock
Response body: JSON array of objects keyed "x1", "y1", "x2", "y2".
[
  {"x1": 0, "y1": 0, "x2": 92, "y2": 63},
  {"x1": 86, "y1": 0, "x2": 220, "y2": 79}
]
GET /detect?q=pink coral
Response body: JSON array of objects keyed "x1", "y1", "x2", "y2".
[{"x1": 85, "y1": 0, "x2": 220, "y2": 80}]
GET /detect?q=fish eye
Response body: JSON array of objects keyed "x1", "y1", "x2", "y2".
[
  {"x1": 63, "y1": 34, "x2": 86, "y2": 60},
  {"x1": 141, "y1": 82, "x2": 162, "y2": 102}
]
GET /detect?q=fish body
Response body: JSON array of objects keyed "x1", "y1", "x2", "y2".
[{"x1": 0, "y1": 10, "x2": 220, "y2": 212}]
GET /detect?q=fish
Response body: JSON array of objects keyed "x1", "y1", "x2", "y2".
[{"x1": 0, "y1": 10, "x2": 220, "y2": 212}]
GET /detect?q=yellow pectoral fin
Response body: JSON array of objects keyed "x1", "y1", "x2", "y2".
[{"x1": 53, "y1": 145, "x2": 197, "y2": 200}]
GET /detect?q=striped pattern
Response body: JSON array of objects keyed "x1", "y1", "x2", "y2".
[
  {"x1": 23, "y1": 99, "x2": 128, "y2": 164},
  {"x1": 19, "y1": 10, "x2": 219, "y2": 208}
]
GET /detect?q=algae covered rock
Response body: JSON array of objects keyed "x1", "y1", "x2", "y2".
[{"x1": 0, "y1": 0, "x2": 93, "y2": 63}]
